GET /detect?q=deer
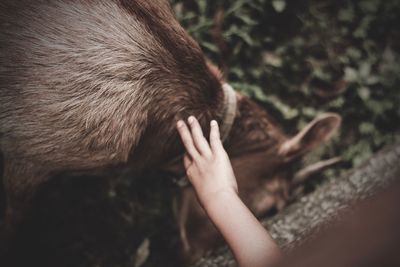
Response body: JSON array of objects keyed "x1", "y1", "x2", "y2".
[
  {"x1": 171, "y1": 92, "x2": 341, "y2": 263},
  {"x1": 0, "y1": 0, "x2": 341, "y2": 261}
]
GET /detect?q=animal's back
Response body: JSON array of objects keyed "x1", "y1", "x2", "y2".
[
  {"x1": 1, "y1": 0, "x2": 150, "y2": 166},
  {"x1": 0, "y1": 0, "x2": 221, "y2": 172}
]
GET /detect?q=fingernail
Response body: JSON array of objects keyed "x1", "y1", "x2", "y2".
[
  {"x1": 211, "y1": 120, "x2": 217, "y2": 127},
  {"x1": 188, "y1": 116, "x2": 195, "y2": 124},
  {"x1": 177, "y1": 120, "x2": 184, "y2": 128}
]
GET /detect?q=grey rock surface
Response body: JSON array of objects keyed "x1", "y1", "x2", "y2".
[{"x1": 193, "y1": 143, "x2": 400, "y2": 267}]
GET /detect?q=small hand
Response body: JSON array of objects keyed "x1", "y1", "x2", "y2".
[
  {"x1": 177, "y1": 116, "x2": 280, "y2": 267},
  {"x1": 176, "y1": 116, "x2": 238, "y2": 207}
]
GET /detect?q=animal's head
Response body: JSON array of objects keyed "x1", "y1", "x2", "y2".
[{"x1": 225, "y1": 93, "x2": 341, "y2": 216}]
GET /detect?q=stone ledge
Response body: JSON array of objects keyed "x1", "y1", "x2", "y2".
[{"x1": 192, "y1": 142, "x2": 400, "y2": 267}]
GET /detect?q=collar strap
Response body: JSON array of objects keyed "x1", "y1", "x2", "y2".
[{"x1": 219, "y1": 83, "x2": 237, "y2": 143}]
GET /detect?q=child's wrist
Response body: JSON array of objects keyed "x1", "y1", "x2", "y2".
[{"x1": 201, "y1": 188, "x2": 239, "y2": 211}]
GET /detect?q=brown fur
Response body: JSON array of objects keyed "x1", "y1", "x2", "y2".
[{"x1": 0, "y1": 0, "x2": 225, "y2": 239}]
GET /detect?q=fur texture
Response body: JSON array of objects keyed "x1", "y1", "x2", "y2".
[{"x1": 0, "y1": 0, "x2": 224, "y2": 240}]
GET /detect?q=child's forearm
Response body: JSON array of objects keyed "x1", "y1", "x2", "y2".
[
  {"x1": 203, "y1": 191, "x2": 281, "y2": 267},
  {"x1": 176, "y1": 117, "x2": 281, "y2": 266}
]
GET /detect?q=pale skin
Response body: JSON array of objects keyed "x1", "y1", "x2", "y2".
[{"x1": 176, "y1": 116, "x2": 281, "y2": 267}]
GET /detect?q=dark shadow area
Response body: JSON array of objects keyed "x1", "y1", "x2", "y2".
[{"x1": 2, "y1": 171, "x2": 183, "y2": 267}]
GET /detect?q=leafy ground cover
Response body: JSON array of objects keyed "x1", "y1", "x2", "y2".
[{"x1": 173, "y1": 0, "x2": 400, "y2": 169}]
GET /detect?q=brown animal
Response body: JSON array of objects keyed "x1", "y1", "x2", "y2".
[
  {"x1": 173, "y1": 93, "x2": 341, "y2": 263},
  {"x1": 0, "y1": 0, "x2": 223, "y2": 241},
  {"x1": 0, "y1": 0, "x2": 340, "y2": 260}
]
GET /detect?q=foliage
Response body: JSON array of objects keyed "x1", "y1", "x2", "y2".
[{"x1": 171, "y1": 0, "x2": 400, "y2": 169}]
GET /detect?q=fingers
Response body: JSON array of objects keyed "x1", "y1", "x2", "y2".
[
  {"x1": 209, "y1": 120, "x2": 223, "y2": 153},
  {"x1": 177, "y1": 120, "x2": 200, "y2": 159},
  {"x1": 187, "y1": 116, "x2": 212, "y2": 157},
  {"x1": 177, "y1": 116, "x2": 222, "y2": 160}
]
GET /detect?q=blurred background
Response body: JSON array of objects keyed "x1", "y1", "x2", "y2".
[
  {"x1": 173, "y1": 0, "x2": 400, "y2": 170},
  {"x1": 3, "y1": 0, "x2": 399, "y2": 266}
]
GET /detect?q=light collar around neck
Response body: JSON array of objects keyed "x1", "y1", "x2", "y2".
[{"x1": 219, "y1": 83, "x2": 237, "y2": 143}]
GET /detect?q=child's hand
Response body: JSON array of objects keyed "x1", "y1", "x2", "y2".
[
  {"x1": 176, "y1": 116, "x2": 238, "y2": 207},
  {"x1": 177, "y1": 116, "x2": 280, "y2": 267}
]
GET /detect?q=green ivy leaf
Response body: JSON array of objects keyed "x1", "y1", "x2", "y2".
[
  {"x1": 235, "y1": 14, "x2": 259, "y2": 26},
  {"x1": 346, "y1": 47, "x2": 362, "y2": 60},
  {"x1": 358, "y1": 87, "x2": 371, "y2": 100},
  {"x1": 359, "y1": 61, "x2": 371, "y2": 79},
  {"x1": 200, "y1": 42, "x2": 219, "y2": 53},
  {"x1": 344, "y1": 67, "x2": 358, "y2": 82},
  {"x1": 359, "y1": 122, "x2": 375, "y2": 134},
  {"x1": 272, "y1": 0, "x2": 287, "y2": 13},
  {"x1": 338, "y1": 6, "x2": 355, "y2": 22},
  {"x1": 226, "y1": 0, "x2": 248, "y2": 16},
  {"x1": 359, "y1": 0, "x2": 380, "y2": 13}
]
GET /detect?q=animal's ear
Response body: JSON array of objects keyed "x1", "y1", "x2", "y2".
[{"x1": 278, "y1": 113, "x2": 341, "y2": 160}]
